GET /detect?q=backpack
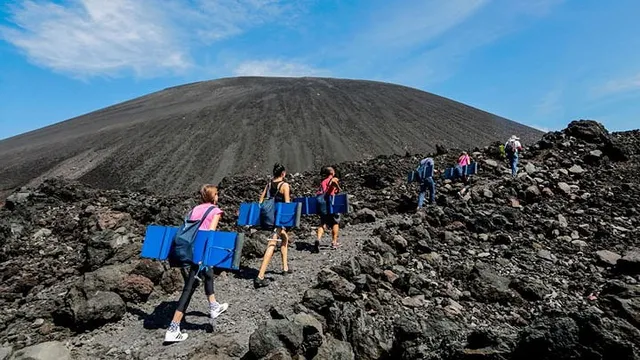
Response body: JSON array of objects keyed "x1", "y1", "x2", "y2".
[
  {"x1": 260, "y1": 182, "x2": 283, "y2": 229},
  {"x1": 168, "y1": 206, "x2": 216, "y2": 267},
  {"x1": 505, "y1": 140, "x2": 516, "y2": 155},
  {"x1": 416, "y1": 159, "x2": 433, "y2": 182},
  {"x1": 316, "y1": 176, "x2": 333, "y2": 216}
]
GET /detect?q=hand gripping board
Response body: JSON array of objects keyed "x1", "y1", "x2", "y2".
[
  {"x1": 237, "y1": 202, "x2": 261, "y2": 226},
  {"x1": 275, "y1": 202, "x2": 302, "y2": 228},
  {"x1": 202, "y1": 231, "x2": 245, "y2": 270},
  {"x1": 141, "y1": 225, "x2": 178, "y2": 260}
]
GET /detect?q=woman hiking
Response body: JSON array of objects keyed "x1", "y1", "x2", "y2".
[
  {"x1": 164, "y1": 184, "x2": 229, "y2": 343},
  {"x1": 313, "y1": 166, "x2": 342, "y2": 253},
  {"x1": 254, "y1": 163, "x2": 292, "y2": 289}
]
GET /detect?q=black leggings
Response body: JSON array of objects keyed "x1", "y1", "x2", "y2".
[{"x1": 176, "y1": 265, "x2": 214, "y2": 313}]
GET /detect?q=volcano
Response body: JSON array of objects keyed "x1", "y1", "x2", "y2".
[{"x1": 0, "y1": 76, "x2": 541, "y2": 196}]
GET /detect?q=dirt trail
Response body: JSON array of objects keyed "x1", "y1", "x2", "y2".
[{"x1": 70, "y1": 223, "x2": 376, "y2": 359}]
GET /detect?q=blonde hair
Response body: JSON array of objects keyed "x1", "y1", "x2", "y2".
[{"x1": 200, "y1": 184, "x2": 218, "y2": 204}]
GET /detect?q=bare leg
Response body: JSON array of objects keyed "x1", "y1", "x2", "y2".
[
  {"x1": 317, "y1": 225, "x2": 325, "y2": 240},
  {"x1": 257, "y1": 237, "x2": 278, "y2": 280},
  {"x1": 331, "y1": 224, "x2": 340, "y2": 246},
  {"x1": 280, "y1": 229, "x2": 289, "y2": 272}
]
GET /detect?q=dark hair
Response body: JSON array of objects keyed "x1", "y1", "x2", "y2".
[
  {"x1": 273, "y1": 162, "x2": 286, "y2": 177},
  {"x1": 320, "y1": 166, "x2": 332, "y2": 177}
]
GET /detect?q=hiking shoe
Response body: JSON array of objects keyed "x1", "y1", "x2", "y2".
[
  {"x1": 210, "y1": 302, "x2": 229, "y2": 319},
  {"x1": 282, "y1": 268, "x2": 294, "y2": 275},
  {"x1": 312, "y1": 240, "x2": 320, "y2": 254},
  {"x1": 331, "y1": 243, "x2": 342, "y2": 250},
  {"x1": 254, "y1": 277, "x2": 270, "y2": 289},
  {"x1": 164, "y1": 329, "x2": 188, "y2": 343}
]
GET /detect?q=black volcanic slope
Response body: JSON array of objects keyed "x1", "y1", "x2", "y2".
[{"x1": 0, "y1": 77, "x2": 541, "y2": 195}]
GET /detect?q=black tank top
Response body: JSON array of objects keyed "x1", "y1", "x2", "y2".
[{"x1": 269, "y1": 181, "x2": 285, "y2": 202}]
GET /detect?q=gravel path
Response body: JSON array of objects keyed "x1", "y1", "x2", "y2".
[{"x1": 70, "y1": 223, "x2": 376, "y2": 359}]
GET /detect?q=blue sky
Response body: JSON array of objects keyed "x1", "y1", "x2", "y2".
[{"x1": 1, "y1": 0, "x2": 639, "y2": 140}]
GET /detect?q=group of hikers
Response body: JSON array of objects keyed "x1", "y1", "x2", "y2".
[
  {"x1": 164, "y1": 163, "x2": 342, "y2": 342},
  {"x1": 163, "y1": 135, "x2": 523, "y2": 343},
  {"x1": 415, "y1": 135, "x2": 524, "y2": 209}
]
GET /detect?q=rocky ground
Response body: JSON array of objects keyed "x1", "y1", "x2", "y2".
[{"x1": 1, "y1": 120, "x2": 639, "y2": 359}]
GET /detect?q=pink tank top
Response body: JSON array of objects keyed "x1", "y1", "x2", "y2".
[
  {"x1": 189, "y1": 203, "x2": 224, "y2": 230},
  {"x1": 458, "y1": 154, "x2": 471, "y2": 166}
]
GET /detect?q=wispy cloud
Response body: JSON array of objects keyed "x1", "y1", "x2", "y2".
[
  {"x1": 535, "y1": 87, "x2": 564, "y2": 116},
  {"x1": 594, "y1": 72, "x2": 640, "y2": 97},
  {"x1": 233, "y1": 60, "x2": 330, "y2": 77},
  {"x1": 0, "y1": 0, "x2": 303, "y2": 78},
  {"x1": 357, "y1": 0, "x2": 566, "y2": 87}
]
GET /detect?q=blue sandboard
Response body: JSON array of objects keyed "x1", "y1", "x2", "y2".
[
  {"x1": 328, "y1": 194, "x2": 349, "y2": 214},
  {"x1": 141, "y1": 225, "x2": 178, "y2": 260},
  {"x1": 294, "y1": 194, "x2": 349, "y2": 215},
  {"x1": 294, "y1": 196, "x2": 318, "y2": 215},
  {"x1": 407, "y1": 164, "x2": 434, "y2": 183},
  {"x1": 202, "y1": 231, "x2": 245, "y2": 270},
  {"x1": 275, "y1": 202, "x2": 302, "y2": 228},
  {"x1": 444, "y1": 162, "x2": 478, "y2": 180},
  {"x1": 237, "y1": 202, "x2": 260, "y2": 226}
]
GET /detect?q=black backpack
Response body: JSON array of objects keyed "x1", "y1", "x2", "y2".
[{"x1": 168, "y1": 206, "x2": 215, "y2": 267}]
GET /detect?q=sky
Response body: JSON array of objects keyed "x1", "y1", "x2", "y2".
[{"x1": 1, "y1": 0, "x2": 639, "y2": 140}]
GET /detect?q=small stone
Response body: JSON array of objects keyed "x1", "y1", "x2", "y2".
[
  {"x1": 10, "y1": 341, "x2": 70, "y2": 360},
  {"x1": 537, "y1": 250, "x2": 557, "y2": 263},
  {"x1": 568, "y1": 165, "x2": 585, "y2": 174},
  {"x1": 479, "y1": 234, "x2": 490, "y2": 241},
  {"x1": 32, "y1": 318, "x2": 45, "y2": 328},
  {"x1": 478, "y1": 252, "x2": 491, "y2": 258},
  {"x1": 558, "y1": 214, "x2": 568, "y2": 228},
  {"x1": 542, "y1": 188, "x2": 554, "y2": 197},
  {"x1": 444, "y1": 299, "x2": 464, "y2": 316},
  {"x1": 589, "y1": 149, "x2": 603, "y2": 158},
  {"x1": 558, "y1": 182, "x2": 572, "y2": 195},
  {"x1": 484, "y1": 159, "x2": 498, "y2": 168},
  {"x1": 596, "y1": 250, "x2": 621, "y2": 266},
  {"x1": 421, "y1": 252, "x2": 442, "y2": 266},
  {"x1": 571, "y1": 240, "x2": 588, "y2": 247},
  {"x1": 483, "y1": 189, "x2": 494, "y2": 198},
  {"x1": 383, "y1": 270, "x2": 399, "y2": 284},
  {"x1": 402, "y1": 295, "x2": 425, "y2": 308},
  {"x1": 510, "y1": 198, "x2": 521, "y2": 208},
  {"x1": 525, "y1": 163, "x2": 537, "y2": 174}
]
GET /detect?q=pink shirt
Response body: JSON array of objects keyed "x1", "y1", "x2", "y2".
[
  {"x1": 317, "y1": 176, "x2": 338, "y2": 195},
  {"x1": 458, "y1": 154, "x2": 471, "y2": 166},
  {"x1": 189, "y1": 203, "x2": 223, "y2": 230}
]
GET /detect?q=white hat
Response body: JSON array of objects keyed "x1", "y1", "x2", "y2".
[{"x1": 510, "y1": 135, "x2": 520, "y2": 140}]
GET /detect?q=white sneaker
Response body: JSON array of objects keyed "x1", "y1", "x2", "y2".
[
  {"x1": 210, "y1": 302, "x2": 229, "y2": 319},
  {"x1": 164, "y1": 329, "x2": 188, "y2": 342}
]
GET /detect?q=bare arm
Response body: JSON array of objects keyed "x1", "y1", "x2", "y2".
[
  {"x1": 282, "y1": 183, "x2": 291, "y2": 203},
  {"x1": 259, "y1": 184, "x2": 268, "y2": 203},
  {"x1": 331, "y1": 177, "x2": 342, "y2": 192},
  {"x1": 208, "y1": 214, "x2": 221, "y2": 231}
]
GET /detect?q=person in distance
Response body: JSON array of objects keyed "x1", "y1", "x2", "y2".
[
  {"x1": 415, "y1": 157, "x2": 436, "y2": 209},
  {"x1": 254, "y1": 163, "x2": 292, "y2": 288},
  {"x1": 313, "y1": 166, "x2": 342, "y2": 253},
  {"x1": 505, "y1": 135, "x2": 523, "y2": 177},
  {"x1": 164, "y1": 185, "x2": 229, "y2": 343}
]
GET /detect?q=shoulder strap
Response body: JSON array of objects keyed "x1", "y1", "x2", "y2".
[
  {"x1": 276, "y1": 181, "x2": 285, "y2": 193},
  {"x1": 198, "y1": 205, "x2": 216, "y2": 223}
]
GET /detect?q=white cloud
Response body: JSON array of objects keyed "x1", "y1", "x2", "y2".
[
  {"x1": 0, "y1": 0, "x2": 302, "y2": 78},
  {"x1": 233, "y1": 60, "x2": 330, "y2": 77},
  {"x1": 594, "y1": 73, "x2": 640, "y2": 97},
  {"x1": 535, "y1": 87, "x2": 564, "y2": 116}
]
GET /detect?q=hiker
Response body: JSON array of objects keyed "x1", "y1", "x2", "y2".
[
  {"x1": 505, "y1": 135, "x2": 523, "y2": 177},
  {"x1": 165, "y1": 185, "x2": 229, "y2": 343},
  {"x1": 416, "y1": 157, "x2": 436, "y2": 209},
  {"x1": 313, "y1": 166, "x2": 342, "y2": 253},
  {"x1": 254, "y1": 163, "x2": 292, "y2": 288},
  {"x1": 455, "y1": 151, "x2": 472, "y2": 184}
]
